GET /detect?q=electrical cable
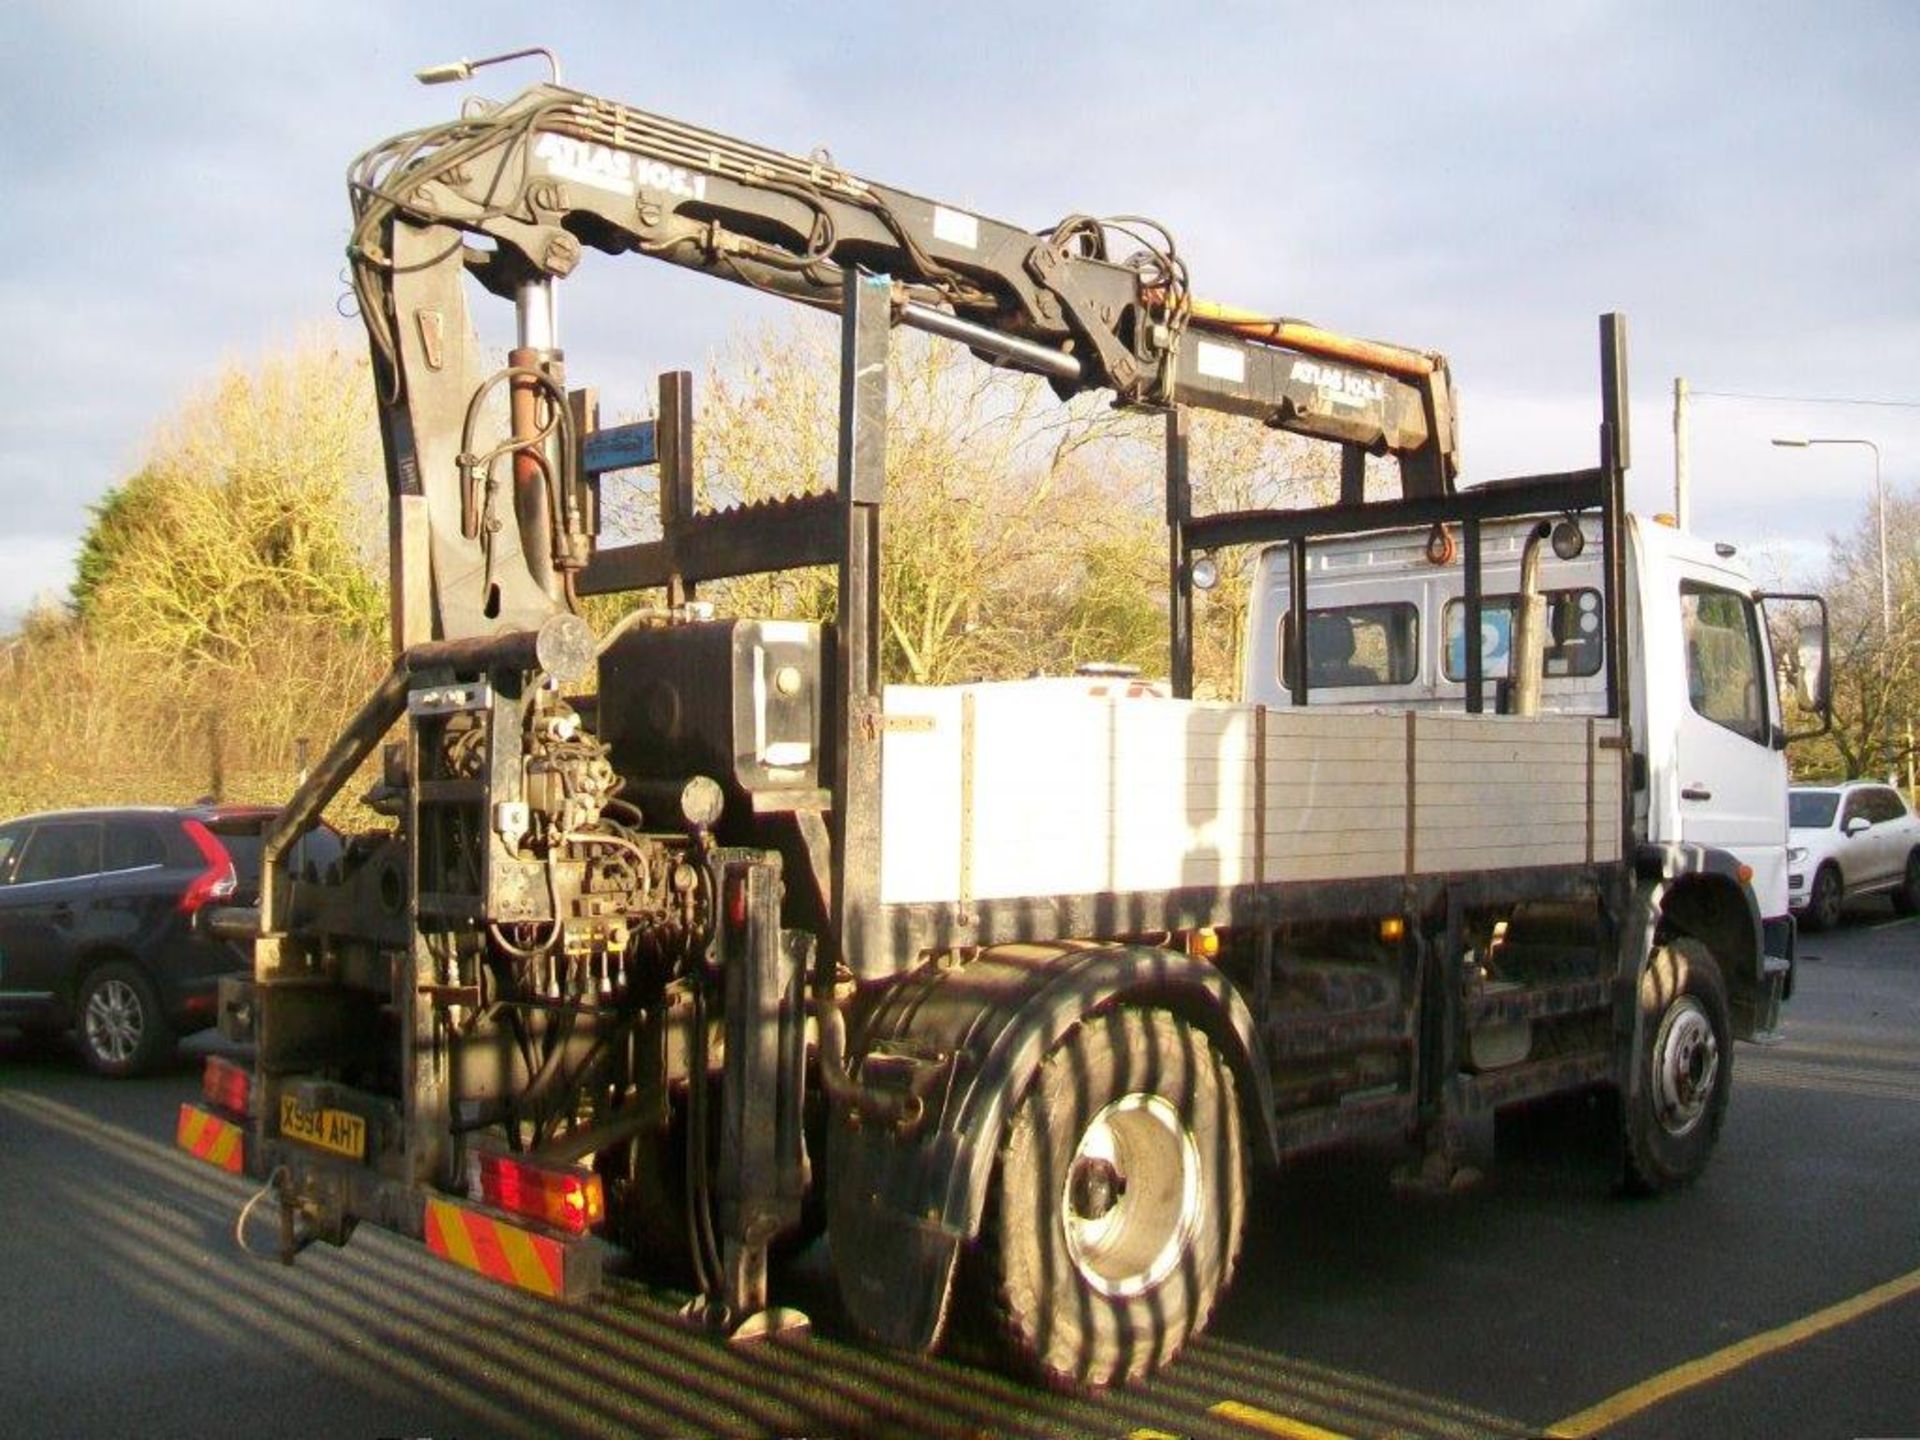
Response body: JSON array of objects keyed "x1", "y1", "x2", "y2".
[{"x1": 233, "y1": 1165, "x2": 291, "y2": 1258}]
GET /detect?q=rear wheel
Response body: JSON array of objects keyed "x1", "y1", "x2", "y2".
[
  {"x1": 1623, "y1": 940, "x2": 1730, "y2": 1194},
  {"x1": 76, "y1": 962, "x2": 173, "y2": 1078},
  {"x1": 967, "y1": 1007, "x2": 1246, "y2": 1389},
  {"x1": 1893, "y1": 851, "x2": 1920, "y2": 916},
  {"x1": 1803, "y1": 864, "x2": 1843, "y2": 932}
]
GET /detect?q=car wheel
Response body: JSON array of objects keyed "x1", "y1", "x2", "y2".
[
  {"x1": 1623, "y1": 940, "x2": 1731, "y2": 1194},
  {"x1": 1894, "y1": 851, "x2": 1920, "y2": 916},
  {"x1": 965, "y1": 1007, "x2": 1246, "y2": 1389},
  {"x1": 1802, "y1": 864, "x2": 1843, "y2": 933},
  {"x1": 76, "y1": 962, "x2": 173, "y2": 1078}
]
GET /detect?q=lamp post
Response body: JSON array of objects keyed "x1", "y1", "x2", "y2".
[{"x1": 1772, "y1": 436, "x2": 1897, "y2": 784}]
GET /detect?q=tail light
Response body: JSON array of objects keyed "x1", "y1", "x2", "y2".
[
  {"x1": 202, "y1": 1054, "x2": 251, "y2": 1115},
  {"x1": 178, "y1": 820, "x2": 238, "y2": 915},
  {"x1": 725, "y1": 864, "x2": 750, "y2": 929},
  {"x1": 470, "y1": 1151, "x2": 605, "y2": 1236}
]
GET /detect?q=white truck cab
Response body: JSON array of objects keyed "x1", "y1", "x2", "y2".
[{"x1": 1246, "y1": 512, "x2": 1795, "y2": 933}]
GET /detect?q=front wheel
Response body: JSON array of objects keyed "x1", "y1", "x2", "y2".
[
  {"x1": 1623, "y1": 940, "x2": 1731, "y2": 1194},
  {"x1": 1893, "y1": 851, "x2": 1920, "y2": 916},
  {"x1": 1803, "y1": 864, "x2": 1843, "y2": 932},
  {"x1": 966, "y1": 1006, "x2": 1246, "y2": 1389}
]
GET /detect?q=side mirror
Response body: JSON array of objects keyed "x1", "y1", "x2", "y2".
[
  {"x1": 1759, "y1": 592, "x2": 1832, "y2": 742},
  {"x1": 1845, "y1": 815, "x2": 1871, "y2": 836},
  {"x1": 1796, "y1": 622, "x2": 1829, "y2": 712}
]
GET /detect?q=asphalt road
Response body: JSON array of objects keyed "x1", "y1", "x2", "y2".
[{"x1": 3, "y1": 910, "x2": 1916, "y2": 1440}]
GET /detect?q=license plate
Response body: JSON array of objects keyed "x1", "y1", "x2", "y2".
[{"x1": 278, "y1": 1094, "x2": 367, "y2": 1161}]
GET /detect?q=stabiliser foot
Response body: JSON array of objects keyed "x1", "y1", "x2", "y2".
[{"x1": 676, "y1": 1293, "x2": 812, "y2": 1344}]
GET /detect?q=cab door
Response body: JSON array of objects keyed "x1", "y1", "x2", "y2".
[
  {"x1": 1857, "y1": 786, "x2": 1907, "y2": 888},
  {"x1": 1671, "y1": 574, "x2": 1789, "y2": 914}
]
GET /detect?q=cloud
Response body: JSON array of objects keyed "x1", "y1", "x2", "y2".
[
  {"x1": 2, "y1": 1, "x2": 1915, "y2": 624},
  {"x1": 0, "y1": 532, "x2": 80, "y2": 632}
]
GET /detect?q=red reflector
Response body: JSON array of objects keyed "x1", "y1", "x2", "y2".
[
  {"x1": 179, "y1": 820, "x2": 239, "y2": 915},
  {"x1": 202, "y1": 1055, "x2": 251, "y2": 1115},
  {"x1": 726, "y1": 866, "x2": 749, "y2": 930},
  {"x1": 473, "y1": 1152, "x2": 605, "y2": 1236}
]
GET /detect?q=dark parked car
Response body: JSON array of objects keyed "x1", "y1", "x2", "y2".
[{"x1": 0, "y1": 805, "x2": 341, "y2": 1076}]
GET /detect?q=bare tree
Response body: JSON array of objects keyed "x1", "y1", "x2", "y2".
[{"x1": 1797, "y1": 488, "x2": 1920, "y2": 784}]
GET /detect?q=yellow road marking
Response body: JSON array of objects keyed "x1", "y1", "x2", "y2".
[
  {"x1": 1544, "y1": 1264, "x2": 1920, "y2": 1437},
  {"x1": 1211, "y1": 1399, "x2": 1352, "y2": 1440}
]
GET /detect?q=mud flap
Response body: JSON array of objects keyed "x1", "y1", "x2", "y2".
[{"x1": 825, "y1": 1154, "x2": 963, "y2": 1353}]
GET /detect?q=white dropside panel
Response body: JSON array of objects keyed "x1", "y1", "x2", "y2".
[
  {"x1": 880, "y1": 681, "x2": 1622, "y2": 908},
  {"x1": 1261, "y1": 711, "x2": 1408, "y2": 882}
]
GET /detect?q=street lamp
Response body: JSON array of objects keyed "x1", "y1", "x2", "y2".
[{"x1": 1772, "y1": 435, "x2": 1896, "y2": 782}]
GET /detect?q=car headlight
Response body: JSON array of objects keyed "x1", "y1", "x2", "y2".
[{"x1": 1787, "y1": 846, "x2": 1807, "y2": 865}]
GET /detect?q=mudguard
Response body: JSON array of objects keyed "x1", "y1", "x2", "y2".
[
  {"x1": 826, "y1": 940, "x2": 1274, "y2": 1352},
  {"x1": 1629, "y1": 839, "x2": 1779, "y2": 1046},
  {"x1": 1636, "y1": 840, "x2": 1774, "y2": 973}
]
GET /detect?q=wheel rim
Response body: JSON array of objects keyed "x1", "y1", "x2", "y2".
[
  {"x1": 1060, "y1": 1092, "x2": 1201, "y2": 1299},
  {"x1": 1650, "y1": 995, "x2": 1719, "y2": 1138},
  {"x1": 84, "y1": 979, "x2": 144, "y2": 1064}
]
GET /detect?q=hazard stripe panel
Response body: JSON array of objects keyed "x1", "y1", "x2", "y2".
[
  {"x1": 175, "y1": 1102, "x2": 245, "y2": 1175},
  {"x1": 421, "y1": 1195, "x2": 600, "y2": 1302}
]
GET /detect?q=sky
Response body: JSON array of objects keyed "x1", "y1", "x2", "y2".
[{"x1": 3, "y1": 1, "x2": 1917, "y2": 629}]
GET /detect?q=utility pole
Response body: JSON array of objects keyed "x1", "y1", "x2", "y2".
[{"x1": 1672, "y1": 377, "x2": 1690, "y2": 529}]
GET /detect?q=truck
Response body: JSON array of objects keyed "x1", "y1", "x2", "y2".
[{"x1": 176, "y1": 65, "x2": 1828, "y2": 1390}]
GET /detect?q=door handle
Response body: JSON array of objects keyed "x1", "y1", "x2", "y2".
[
  {"x1": 1681, "y1": 784, "x2": 1713, "y2": 801},
  {"x1": 50, "y1": 902, "x2": 75, "y2": 925}
]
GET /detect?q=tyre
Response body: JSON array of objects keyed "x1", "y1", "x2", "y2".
[
  {"x1": 1622, "y1": 940, "x2": 1731, "y2": 1194},
  {"x1": 1802, "y1": 864, "x2": 1843, "y2": 933},
  {"x1": 967, "y1": 1006, "x2": 1246, "y2": 1389},
  {"x1": 1893, "y1": 851, "x2": 1920, "y2": 916},
  {"x1": 75, "y1": 962, "x2": 173, "y2": 1078}
]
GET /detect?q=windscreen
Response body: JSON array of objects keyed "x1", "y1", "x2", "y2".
[{"x1": 1789, "y1": 792, "x2": 1838, "y2": 828}]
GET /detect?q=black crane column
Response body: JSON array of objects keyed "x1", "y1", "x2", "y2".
[{"x1": 833, "y1": 273, "x2": 890, "y2": 981}]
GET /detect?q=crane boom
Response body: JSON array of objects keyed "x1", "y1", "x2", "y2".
[{"x1": 347, "y1": 81, "x2": 1460, "y2": 643}]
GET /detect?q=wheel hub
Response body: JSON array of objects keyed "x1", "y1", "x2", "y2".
[
  {"x1": 1068, "y1": 1156, "x2": 1126, "y2": 1220},
  {"x1": 1061, "y1": 1092, "x2": 1201, "y2": 1299},
  {"x1": 1651, "y1": 996, "x2": 1719, "y2": 1137}
]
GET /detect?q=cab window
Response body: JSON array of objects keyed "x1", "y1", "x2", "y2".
[
  {"x1": 1280, "y1": 603, "x2": 1419, "y2": 689},
  {"x1": 1681, "y1": 582, "x2": 1766, "y2": 743},
  {"x1": 1442, "y1": 588, "x2": 1604, "y2": 681},
  {"x1": 0, "y1": 824, "x2": 22, "y2": 885},
  {"x1": 14, "y1": 822, "x2": 103, "y2": 885}
]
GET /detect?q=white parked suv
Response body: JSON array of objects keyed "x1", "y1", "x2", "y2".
[{"x1": 1787, "y1": 781, "x2": 1920, "y2": 931}]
